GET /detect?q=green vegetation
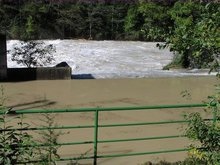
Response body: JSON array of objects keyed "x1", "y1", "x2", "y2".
[
  {"x1": 0, "y1": 0, "x2": 182, "y2": 41},
  {"x1": 0, "y1": 87, "x2": 36, "y2": 164},
  {"x1": 0, "y1": 1, "x2": 130, "y2": 40},
  {"x1": 1, "y1": 0, "x2": 219, "y2": 70},
  {"x1": 0, "y1": 86, "x2": 64, "y2": 164},
  {"x1": 37, "y1": 113, "x2": 68, "y2": 164},
  {"x1": 161, "y1": 1, "x2": 220, "y2": 69},
  {"x1": 142, "y1": 85, "x2": 220, "y2": 164},
  {"x1": 183, "y1": 85, "x2": 220, "y2": 165}
]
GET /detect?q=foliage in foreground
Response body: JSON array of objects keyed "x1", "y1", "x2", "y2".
[
  {"x1": 37, "y1": 114, "x2": 65, "y2": 164},
  {"x1": 184, "y1": 85, "x2": 220, "y2": 165},
  {"x1": 143, "y1": 83, "x2": 220, "y2": 165},
  {"x1": 0, "y1": 86, "x2": 63, "y2": 164},
  {"x1": 0, "y1": 87, "x2": 36, "y2": 164}
]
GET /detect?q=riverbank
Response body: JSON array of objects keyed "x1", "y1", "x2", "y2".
[{"x1": 0, "y1": 76, "x2": 219, "y2": 165}]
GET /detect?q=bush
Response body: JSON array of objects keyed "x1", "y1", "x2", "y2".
[
  {"x1": 138, "y1": 2, "x2": 172, "y2": 41},
  {"x1": 0, "y1": 87, "x2": 63, "y2": 164},
  {"x1": 0, "y1": 86, "x2": 37, "y2": 164},
  {"x1": 184, "y1": 85, "x2": 220, "y2": 164},
  {"x1": 161, "y1": 1, "x2": 220, "y2": 69}
]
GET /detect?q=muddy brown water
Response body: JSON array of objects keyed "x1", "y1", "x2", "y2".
[{"x1": 0, "y1": 76, "x2": 219, "y2": 165}]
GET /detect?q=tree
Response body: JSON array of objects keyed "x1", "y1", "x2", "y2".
[
  {"x1": 161, "y1": 1, "x2": 220, "y2": 69},
  {"x1": 138, "y1": 2, "x2": 172, "y2": 41},
  {"x1": 124, "y1": 4, "x2": 146, "y2": 40},
  {"x1": 0, "y1": 4, "x2": 19, "y2": 37},
  {"x1": 10, "y1": 41, "x2": 55, "y2": 68}
]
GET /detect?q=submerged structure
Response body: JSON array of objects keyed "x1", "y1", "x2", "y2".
[{"x1": 0, "y1": 34, "x2": 71, "y2": 81}]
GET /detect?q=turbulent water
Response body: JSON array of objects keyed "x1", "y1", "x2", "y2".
[{"x1": 7, "y1": 40, "x2": 215, "y2": 79}]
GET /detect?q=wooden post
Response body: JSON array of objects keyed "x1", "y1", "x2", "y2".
[{"x1": 0, "y1": 34, "x2": 7, "y2": 80}]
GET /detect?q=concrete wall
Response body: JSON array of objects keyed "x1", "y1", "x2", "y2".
[
  {"x1": 0, "y1": 34, "x2": 7, "y2": 80},
  {"x1": 0, "y1": 34, "x2": 72, "y2": 81},
  {"x1": 7, "y1": 67, "x2": 72, "y2": 81}
]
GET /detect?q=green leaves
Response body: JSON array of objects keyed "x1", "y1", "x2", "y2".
[
  {"x1": 37, "y1": 113, "x2": 66, "y2": 164},
  {"x1": 0, "y1": 88, "x2": 64, "y2": 164},
  {"x1": 0, "y1": 110, "x2": 36, "y2": 164},
  {"x1": 184, "y1": 85, "x2": 220, "y2": 164},
  {"x1": 138, "y1": 2, "x2": 172, "y2": 41},
  {"x1": 164, "y1": 2, "x2": 220, "y2": 69}
]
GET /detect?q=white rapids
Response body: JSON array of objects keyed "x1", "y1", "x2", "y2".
[{"x1": 7, "y1": 40, "x2": 215, "y2": 79}]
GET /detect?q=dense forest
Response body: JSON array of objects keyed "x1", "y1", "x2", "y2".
[
  {"x1": 0, "y1": 0, "x2": 218, "y2": 40},
  {"x1": 0, "y1": 0, "x2": 171, "y2": 40},
  {"x1": 0, "y1": 0, "x2": 219, "y2": 69}
]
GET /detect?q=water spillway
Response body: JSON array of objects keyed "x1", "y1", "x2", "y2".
[{"x1": 7, "y1": 40, "x2": 214, "y2": 79}]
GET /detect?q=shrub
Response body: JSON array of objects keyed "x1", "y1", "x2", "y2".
[
  {"x1": 184, "y1": 85, "x2": 220, "y2": 164},
  {"x1": 0, "y1": 87, "x2": 63, "y2": 164},
  {"x1": 10, "y1": 41, "x2": 55, "y2": 68},
  {"x1": 0, "y1": 86, "x2": 37, "y2": 164},
  {"x1": 161, "y1": 2, "x2": 220, "y2": 69}
]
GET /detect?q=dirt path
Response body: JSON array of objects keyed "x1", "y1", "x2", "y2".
[{"x1": 0, "y1": 76, "x2": 219, "y2": 165}]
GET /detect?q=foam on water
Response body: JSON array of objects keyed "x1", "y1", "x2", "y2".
[{"x1": 7, "y1": 40, "x2": 215, "y2": 78}]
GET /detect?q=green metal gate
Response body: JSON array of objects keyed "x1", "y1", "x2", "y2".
[{"x1": 1, "y1": 103, "x2": 217, "y2": 164}]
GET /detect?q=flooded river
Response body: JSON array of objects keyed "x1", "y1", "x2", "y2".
[
  {"x1": 1, "y1": 76, "x2": 219, "y2": 165},
  {"x1": 2, "y1": 40, "x2": 220, "y2": 164},
  {"x1": 7, "y1": 40, "x2": 216, "y2": 79}
]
